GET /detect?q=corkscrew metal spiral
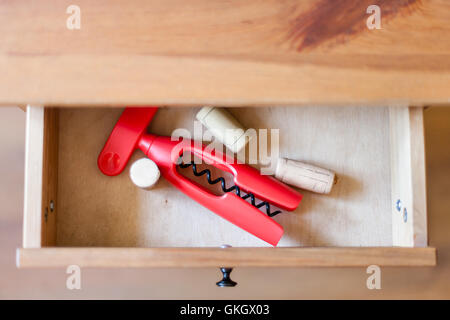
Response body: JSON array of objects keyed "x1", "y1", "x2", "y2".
[{"x1": 178, "y1": 160, "x2": 281, "y2": 217}]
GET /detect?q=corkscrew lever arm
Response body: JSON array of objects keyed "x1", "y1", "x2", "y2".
[{"x1": 139, "y1": 133, "x2": 302, "y2": 246}]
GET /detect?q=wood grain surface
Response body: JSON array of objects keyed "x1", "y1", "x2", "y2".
[
  {"x1": 22, "y1": 107, "x2": 44, "y2": 248},
  {"x1": 0, "y1": 0, "x2": 449, "y2": 106},
  {"x1": 389, "y1": 107, "x2": 428, "y2": 247},
  {"x1": 17, "y1": 247, "x2": 437, "y2": 268}
]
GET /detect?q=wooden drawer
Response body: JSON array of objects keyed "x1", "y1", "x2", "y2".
[{"x1": 17, "y1": 106, "x2": 436, "y2": 268}]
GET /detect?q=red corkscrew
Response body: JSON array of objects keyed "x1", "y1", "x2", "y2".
[{"x1": 98, "y1": 107, "x2": 302, "y2": 246}]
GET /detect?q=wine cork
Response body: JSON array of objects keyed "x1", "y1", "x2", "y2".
[
  {"x1": 129, "y1": 158, "x2": 160, "y2": 190},
  {"x1": 275, "y1": 158, "x2": 336, "y2": 194},
  {"x1": 196, "y1": 106, "x2": 250, "y2": 154}
]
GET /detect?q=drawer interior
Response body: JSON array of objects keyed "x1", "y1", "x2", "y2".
[{"x1": 23, "y1": 106, "x2": 428, "y2": 249}]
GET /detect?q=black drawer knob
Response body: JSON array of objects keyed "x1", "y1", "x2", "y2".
[{"x1": 216, "y1": 267, "x2": 237, "y2": 287}]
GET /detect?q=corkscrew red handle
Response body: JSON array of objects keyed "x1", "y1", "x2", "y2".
[{"x1": 139, "y1": 134, "x2": 289, "y2": 246}]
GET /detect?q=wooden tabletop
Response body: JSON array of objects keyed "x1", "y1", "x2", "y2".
[{"x1": 0, "y1": 0, "x2": 449, "y2": 107}]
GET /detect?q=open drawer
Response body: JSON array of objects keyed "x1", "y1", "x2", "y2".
[{"x1": 17, "y1": 106, "x2": 436, "y2": 268}]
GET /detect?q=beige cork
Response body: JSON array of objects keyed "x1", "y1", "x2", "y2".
[
  {"x1": 275, "y1": 158, "x2": 336, "y2": 194},
  {"x1": 196, "y1": 106, "x2": 250, "y2": 154}
]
